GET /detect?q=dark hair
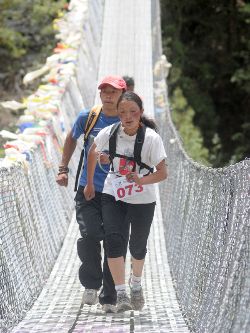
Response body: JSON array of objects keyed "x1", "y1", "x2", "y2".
[
  {"x1": 117, "y1": 91, "x2": 158, "y2": 131},
  {"x1": 122, "y1": 76, "x2": 134, "y2": 88}
]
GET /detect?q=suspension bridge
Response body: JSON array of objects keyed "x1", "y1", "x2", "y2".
[{"x1": 0, "y1": 1, "x2": 249, "y2": 332}]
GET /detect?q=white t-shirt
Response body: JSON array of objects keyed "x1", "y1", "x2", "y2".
[{"x1": 94, "y1": 124, "x2": 167, "y2": 204}]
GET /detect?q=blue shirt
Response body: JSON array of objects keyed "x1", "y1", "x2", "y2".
[{"x1": 72, "y1": 108, "x2": 119, "y2": 192}]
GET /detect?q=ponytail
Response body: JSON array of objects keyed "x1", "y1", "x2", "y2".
[{"x1": 141, "y1": 115, "x2": 158, "y2": 132}]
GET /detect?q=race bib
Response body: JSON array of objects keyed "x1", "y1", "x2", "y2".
[{"x1": 111, "y1": 176, "x2": 144, "y2": 201}]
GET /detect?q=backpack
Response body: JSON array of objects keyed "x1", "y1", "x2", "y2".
[
  {"x1": 109, "y1": 122, "x2": 154, "y2": 176},
  {"x1": 74, "y1": 105, "x2": 102, "y2": 191}
]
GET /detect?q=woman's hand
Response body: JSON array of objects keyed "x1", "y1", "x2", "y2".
[
  {"x1": 125, "y1": 172, "x2": 142, "y2": 185},
  {"x1": 125, "y1": 160, "x2": 167, "y2": 186},
  {"x1": 84, "y1": 184, "x2": 95, "y2": 201},
  {"x1": 98, "y1": 152, "x2": 110, "y2": 164}
]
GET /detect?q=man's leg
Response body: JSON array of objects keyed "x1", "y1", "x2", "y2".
[
  {"x1": 75, "y1": 186, "x2": 117, "y2": 306},
  {"x1": 75, "y1": 187, "x2": 104, "y2": 301},
  {"x1": 98, "y1": 254, "x2": 116, "y2": 305}
]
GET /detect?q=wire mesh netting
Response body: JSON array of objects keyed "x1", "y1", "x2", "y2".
[{"x1": 152, "y1": 3, "x2": 250, "y2": 332}]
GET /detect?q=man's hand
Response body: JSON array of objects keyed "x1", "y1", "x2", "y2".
[
  {"x1": 84, "y1": 184, "x2": 95, "y2": 201},
  {"x1": 56, "y1": 173, "x2": 68, "y2": 187}
]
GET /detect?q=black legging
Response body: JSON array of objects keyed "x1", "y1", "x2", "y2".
[{"x1": 101, "y1": 193, "x2": 156, "y2": 260}]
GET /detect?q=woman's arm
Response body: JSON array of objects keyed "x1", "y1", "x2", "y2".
[
  {"x1": 126, "y1": 159, "x2": 168, "y2": 185},
  {"x1": 84, "y1": 142, "x2": 98, "y2": 200}
]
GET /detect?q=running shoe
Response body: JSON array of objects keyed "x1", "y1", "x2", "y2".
[
  {"x1": 102, "y1": 303, "x2": 117, "y2": 313},
  {"x1": 130, "y1": 287, "x2": 145, "y2": 311},
  {"x1": 83, "y1": 289, "x2": 98, "y2": 305},
  {"x1": 116, "y1": 291, "x2": 132, "y2": 312}
]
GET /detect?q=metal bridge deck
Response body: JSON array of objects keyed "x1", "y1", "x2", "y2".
[{"x1": 11, "y1": 202, "x2": 189, "y2": 333}]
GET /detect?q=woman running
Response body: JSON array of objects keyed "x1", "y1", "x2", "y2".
[{"x1": 84, "y1": 91, "x2": 168, "y2": 312}]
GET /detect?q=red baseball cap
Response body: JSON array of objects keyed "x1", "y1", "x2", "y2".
[{"x1": 98, "y1": 76, "x2": 127, "y2": 90}]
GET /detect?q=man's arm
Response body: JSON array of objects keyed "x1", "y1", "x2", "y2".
[{"x1": 56, "y1": 129, "x2": 77, "y2": 187}]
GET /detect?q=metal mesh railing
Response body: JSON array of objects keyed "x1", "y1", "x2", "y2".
[
  {"x1": 152, "y1": 2, "x2": 250, "y2": 333},
  {"x1": 0, "y1": 1, "x2": 249, "y2": 333},
  {"x1": 0, "y1": 1, "x2": 104, "y2": 332},
  {"x1": 0, "y1": 150, "x2": 73, "y2": 332}
]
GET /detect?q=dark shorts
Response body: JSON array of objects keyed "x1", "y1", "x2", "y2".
[{"x1": 102, "y1": 193, "x2": 156, "y2": 260}]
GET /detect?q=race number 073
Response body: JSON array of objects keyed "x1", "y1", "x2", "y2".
[{"x1": 116, "y1": 183, "x2": 143, "y2": 199}]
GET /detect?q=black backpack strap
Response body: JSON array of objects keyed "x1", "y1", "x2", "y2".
[
  {"x1": 108, "y1": 123, "x2": 153, "y2": 175},
  {"x1": 133, "y1": 124, "x2": 145, "y2": 167},
  {"x1": 109, "y1": 122, "x2": 121, "y2": 171},
  {"x1": 74, "y1": 148, "x2": 85, "y2": 191},
  {"x1": 134, "y1": 124, "x2": 154, "y2": 175}
]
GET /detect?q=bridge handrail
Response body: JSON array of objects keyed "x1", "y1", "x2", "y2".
[
  {"x1": 0, "y1": 1, "x2": 104, "y2": 331},
  {"x1": 152, "y1": 2, "x2": 250, "y2": 332}
]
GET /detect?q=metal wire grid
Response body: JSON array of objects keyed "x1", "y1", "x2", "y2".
[
  {"x1": 158, "y1": 113, "x2": 250, "y2": 333},
  {"x1": 0, "y1": 142, "x2": 75, "y2": 332},
  {"x1": 10, "y1": 203, "x2": 189, "y2": 333},
  {"x1": 0, "y1": 1, "x2": 103, "y2": 330},
  {"x1": 96, "y1": 0, "x2": 154, "y2": 118},
  {"x1": 152, "y1": 3, "x2": 250, "y2": 332},
  {"x1": 76, "y1": 0, "x2": 104, "y2": 108}
]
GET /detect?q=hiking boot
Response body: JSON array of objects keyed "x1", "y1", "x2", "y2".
[
  {"x1": 116, "y1": 291, "x2": 132, "y2": 312},
  {"x1": 102, "y1": 303, "x2": 117, "y2": 313},
  {"x1": 83, "y1": 289, "x2": 98, "y2": 305},
  {"x1": 130, "y1": 287, "x2": 145, "y2": 311}
]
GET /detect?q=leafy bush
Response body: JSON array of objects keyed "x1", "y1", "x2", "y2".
[
  {"x1": 171, "y1": 87, "x2": 210, "y2": 165},
  {"x1": 161, "y1": 0, "x2": 250, "y2": 166},
  {"x1": 0, "y1": 0, "x2": 67, "y2": 91}
]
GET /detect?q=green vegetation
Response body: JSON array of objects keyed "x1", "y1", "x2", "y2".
[
  {"x1": 171, "y1": 87, "x2": 210, "y2": 165},
  {"x1": 0, "y1": 0, "x2": 67, "y2": 89},
  {"x1": 161, "y1": 0, "x2": 250, "y2": 166},
  {"x1": 0, "y1": 148, "x2": 4, "y2": 158},
  {"x1": 0, "y1": 0, "x2": 67, "y2": 155},
  {"x1": 0, "y1": 1, "x2": 249, "y2": 166}
]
